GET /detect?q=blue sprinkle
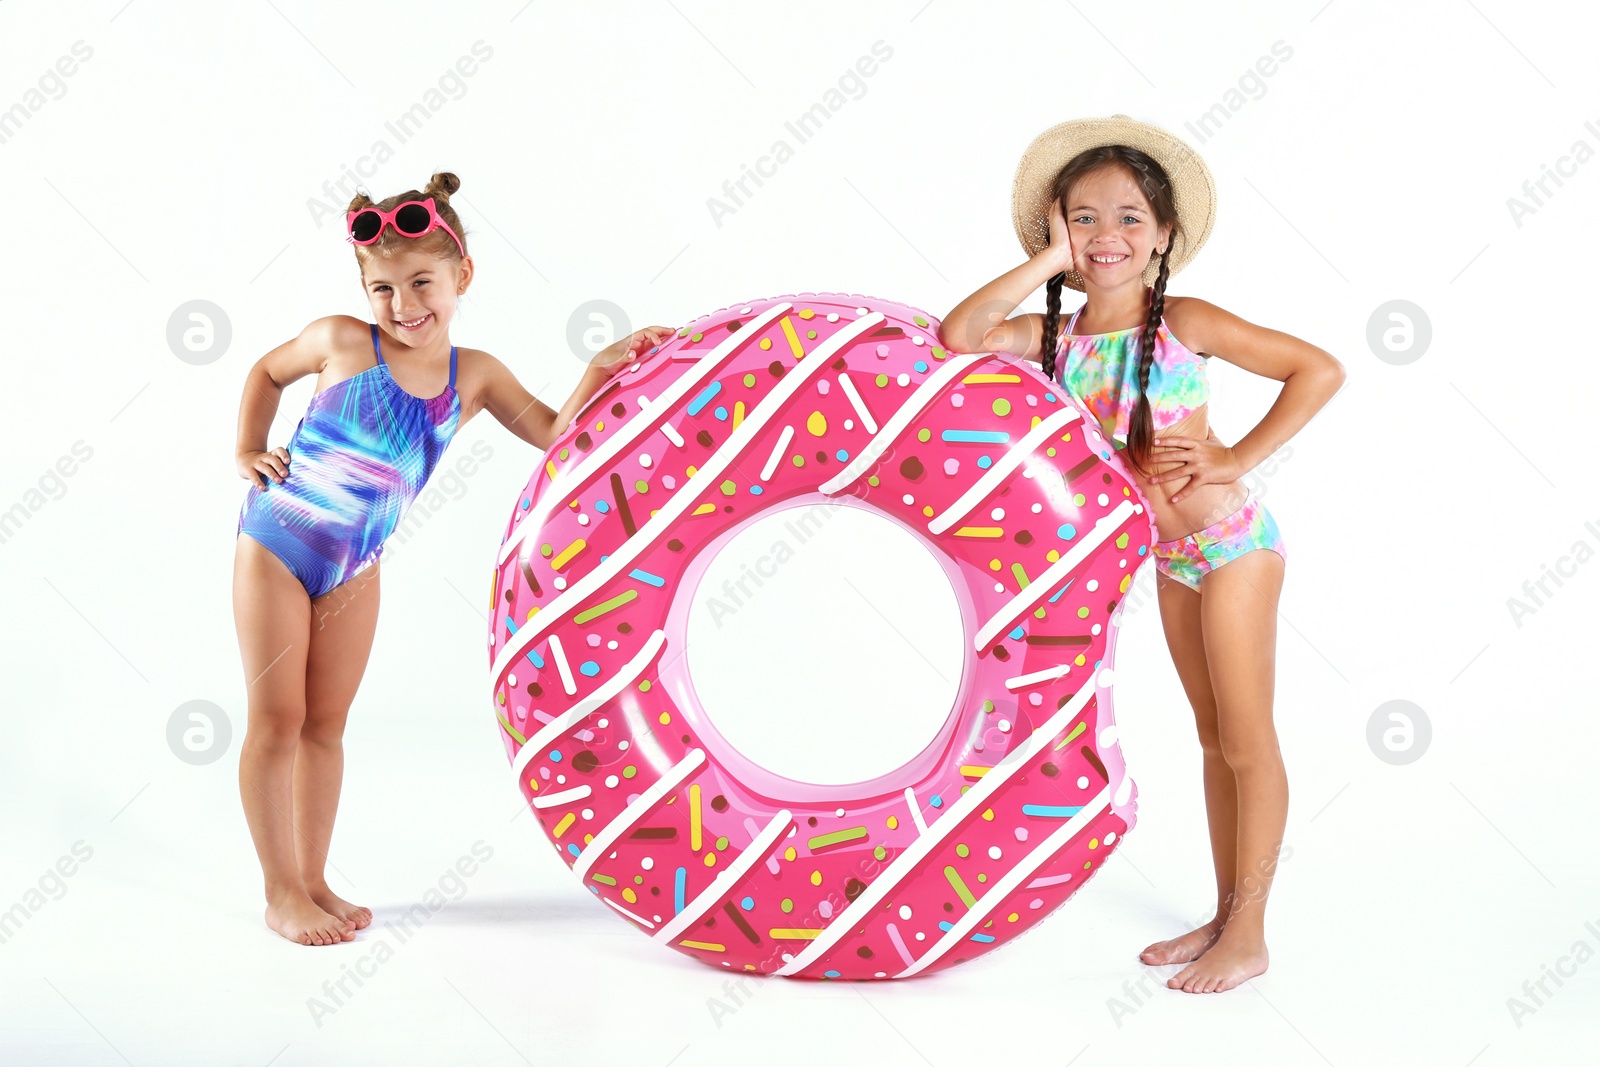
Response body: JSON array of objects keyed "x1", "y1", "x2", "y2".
[
  {"x1": 941, "y1": 429, "x2": 1009, "y2": 444},
  {"x1": 590, "y1": 884, "x2": 600, "y2": 894},
  {"x1": 913, "y1": 360, "x2": 928, "y2": 373},
  {"x1": 567, "y1": 843, "x2": 581, "y2": 856},
  {"x1": 579, "y1": 661, "x2": 600, "y2": 677},
  {"x1": 930, "y1": 794, "x2": 943, "y2": 808},
  {"x1": 970, "y1": 932, "x2": 996, "y2": 943},
  {"x1": 628, "y1": 568, "x2": 666, "y2": 587},
  {"x1": 823, "y1": 970, "x2": 841, "y2": 979},
  {"x1": 977, "y1": 455, "x2": 993, "y2": 469},
  {"x1": 687, "y1": 380, "x2": 722, "y2": 416},
  {"x1": 595, "y1": 500, "x2": 610, "y2": 513},
  {"x1": 501, "y1": 616, "x2": 546, "y2": 668},
  {"x1": 1137, "y1": 545, "x2": 1147, "y2": 556},
  {"x1": 938, "y1": 921, "x2": 954, "y2": 933},
  {"x1": 600, "y1": 554, "x2": 609, "y2": 562},
  {"x1": 835, "y1": 449, "x2": 849, "y2": 462},
  {"x1": 713, "y1": 405, "x2": 729, "y2": 420},
  {"x1": 1022, "y1": 804, "x2": 1086, "y2": 818},
  {"x1": 520, "y1": 497, "x2": 531, "y2": 511},
  {"x1": 1044, "y1": 392, "x2": 1057, "y2": 402},
  {"x1": 1009, "y1": 625, "x2": 1025, "y2": 640},
  {"x1": 740, "y1": 896, "x2": 755, "y2": 911},
  {"x1": 1057, "y1": 523, "x2": 1077, "y2": 540},
  {"x1": 548, "y1": 750, "x2": 562, "y2": 762},
  {"x1": 749, "y1": 484, "x2": 763, "y2": 494},
  {"x1": 674, "y1": 867, "x2": 687, "y2": 913},
  {"x1": 1048, "y1": 581, "x2": 1073, "y2": 603}
]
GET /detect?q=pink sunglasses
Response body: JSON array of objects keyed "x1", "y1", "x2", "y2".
[{"x1": 345, "y1": 198, "x2": 465, "y2": 258}]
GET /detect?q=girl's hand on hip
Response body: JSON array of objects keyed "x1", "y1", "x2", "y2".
[
  {"x1": 1148, "y1": 430, "x2": 1242, "y2": 503},
  {"x1": 238, "y1": 448, "x2": 291, "y2": 489},
  {"x1": 594, "y1": 326, "x2": 675, "y2": 376}
]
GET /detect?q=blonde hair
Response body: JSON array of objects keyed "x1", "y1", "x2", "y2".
[{"x1": 346, "y1": 171, "x2": 467, "y2": 265}]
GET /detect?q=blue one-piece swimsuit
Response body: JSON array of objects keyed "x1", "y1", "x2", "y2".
[{"x1": 237, "y1": 324, "x2": 461, "y2": 598}]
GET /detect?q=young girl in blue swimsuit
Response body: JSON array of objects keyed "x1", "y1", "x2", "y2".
[
  {"x1": 232, "y1": 171, "x2": 671, "y2": 946},
  {"x1": 943, "y1": 116, "x2": 1345, "y2": 993}
]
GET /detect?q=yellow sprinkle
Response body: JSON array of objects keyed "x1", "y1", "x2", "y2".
[
  {"x1": 779, "y1": 316, "x2": 805, "y2": 358},
  {"x1": 659, "y1": 711, "x2": 671, "y2": 724},
  {"x1": 551, "y1": 539, "x2": 587, "y2": 570},
  {"x1": 954, "y1": 527, "x2": 1004, "y2": 538},
  {"x1": 961, "y1": 373, "x2": 1021, "y2": 384},
  {"x1": 810, "y1": 870, "x2": 823, "y2": 886},
  {"x1": 959, "y1": 765, "x2": 991, "y2": 778},
  {"x1": 705, "y1": 852, "x2": 717, "y2": 867},
  {"x1": 622, "y1": 887, "x2": 637, "y2": 903},
  {"x1": 690, "y1": 783, "x2": 703, "y2": 850},
  {"x1": 545, "y1": 459, "x2": 558, "y2": 479},
  {"x1": 733, "y1": 401, "x2": 745, "y2": 429},
  {"x1": 807, "y1": 410, "x2": 828, "y2": 436},
  {"x1": 799, "y1": 308, "x2": 815, "y2": 319},
  {"x1": 886, "y1": 815, "x2": 898, "y2": 829},
  {"x1": 759, "y1": 337, "x2": 772, "y2": 350},
  {"x1": 552, "y1": 812, "x2": 575, "y2": 838},
  {"x1": 982, "y1": 808, "x2": 995, "y2": 821},
  {"x1": 784, "y1": 846, "x2": 796, "y2": 861},
  {"x1": 692, "y1": 502, "x2": 718, "y2": 516},
  {"x1": 768, "y1": 928, "x2": 821, "y2": 940},
  {"x1": 679, "y1": 939, "x2": 726, "y2": 951}
]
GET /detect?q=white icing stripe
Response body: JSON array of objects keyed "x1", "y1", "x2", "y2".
[
  {"x1": 773, "y1": 673, "x2": 1099, "y2": 977},
  {"x1": 602, "y1": 895, "x2": 656, "y2": 929},
  {"x1": 903, "y1": 786, "x2": 928, "y2": 834},
  {"x1": 531, "y1": 784, "x2": 592, "y2": 809},
  {"x1": 973, "y1": 498, "x2": 1139, "y2": 651},
  {"x1": 836, "y1": 372, "x2": 878, "y2": 433},
  {"x1": 654, "y1": 809, "x2": 793, "y2": 944},
  {"x1": 549, "y1": 633, "x2": 577, "y2": 695},
  {"x1": 661, "y1": 421, "x2": 685, "y2": 448},
  {"x1": 761, "y1": 424, "x2": 795, "y2": 480},
  {"x1": 817, "y1": 352, "x2": 992, "y2": 495},
  {"x1": 1005, "y1": 664, "x2": 1073, "y2": 691},
  {"x1": 510, "y1": 629, "x2": 668, "y2": 782},
  {"x1": 894, "y1": 786, "x2": 1113, "y2": 978},
  {"x1": 489, "y1": 313, "x2": 886, "y2": 686},
  {"x1": 495, "y1": 302, "x2": 794, "y2": 566},
  {"x1": 928, "y1": 405, "x2": 1082, "y2": 535},
  {"x1": 573, "y1": 749, "x2": 707, "y2": 883}
]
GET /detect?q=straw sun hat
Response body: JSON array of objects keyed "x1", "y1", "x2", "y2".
[{"x1": 1011, "y1": 113, "x2": 1217, "y2": 292}]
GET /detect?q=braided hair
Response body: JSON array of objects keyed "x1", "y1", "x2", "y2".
[{"x1": 1037, "y1": 148, "x2": 1180, "y2": 482}]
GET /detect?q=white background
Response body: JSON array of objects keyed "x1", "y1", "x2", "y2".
[{"x1": 2, "y1": 1, "x2": 1597, "y2": 1064}]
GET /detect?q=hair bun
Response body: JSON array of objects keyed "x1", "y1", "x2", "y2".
[
  {"x1": 346, "y1": 191, "x2": 375, "y2": 213},
  {"x1": 424, "y1": 171, "x2": 461, "y2": 201}
]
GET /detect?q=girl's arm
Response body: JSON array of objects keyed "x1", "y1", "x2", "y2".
[
  {"x1": 1173, "y1": 298, "x2": 1347, "y2": 473},
  {"x1": 941, "y1": 199, "x2": 1075, "y2": 360},
  {"x1": 482, "y1": 326, "x2": 676, "y2": 452},
  {"x1": 235, "y1": 315, "x2": 363, "y2": 487}
]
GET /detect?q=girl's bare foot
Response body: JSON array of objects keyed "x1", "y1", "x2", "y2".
[
  {"x1": 1140, "y1": 917, "x2": 1223, "y2": 965},
  {"x1": 265, "y1": 891, "x2": 357, "y2": 946},
  {"x1": 307, "y1": 883, "x2": 373, "y2": 930},
  {"x1": 1168, "y1": 927, "x2": 1269, "y2": 993}
]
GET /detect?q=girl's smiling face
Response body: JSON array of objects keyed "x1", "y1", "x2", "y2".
[
  {"x1": 1064, "y1": 165, "x2": 1172, "y2": 289},
  {"x1": 360, "y1": 247, "x2": 473, "y2": 347}
]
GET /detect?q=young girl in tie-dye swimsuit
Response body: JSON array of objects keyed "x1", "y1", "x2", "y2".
[
  {"x1": 231, "y1": 171, "x2": 672, "y2": 947},
  {"x1": 943, "y1": 119, "x2": 1345, "y2": 995},
  {"x1": 1053, "y1": 302, "x2": 1288, "y2": 591}
]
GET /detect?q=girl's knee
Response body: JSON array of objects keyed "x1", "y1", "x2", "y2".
[{"x1": 1217, "y1": 730, "x2": 1282, "y2": 773}]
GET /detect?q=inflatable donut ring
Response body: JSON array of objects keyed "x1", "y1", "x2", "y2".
[{"x1": 487, "y1": 293, "x2": 1153, "y2": 979}]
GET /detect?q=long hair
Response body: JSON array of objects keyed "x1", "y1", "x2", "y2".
[{"x1": 1038, "y1": 148, "x2": 1180, "y2": 481}]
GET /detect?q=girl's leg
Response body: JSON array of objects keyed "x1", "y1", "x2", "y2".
[
  {"x1": 296, "y1": 561, "x2": 383, "y2": 929},
  {"x1": 233, "y1": 535, "x2": 355, "y2": 945},
  {"x1": 1170, "y1": 547, "x2": 1287, "y2": 993},
  {"x1": 1139, "y1": 569, "x2": 1238, "y2": 966}
]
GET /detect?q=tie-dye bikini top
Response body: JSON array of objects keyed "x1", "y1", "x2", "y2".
[{"x1": 1053, "y1": 303, "x2": 1210, "y2": 450}]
